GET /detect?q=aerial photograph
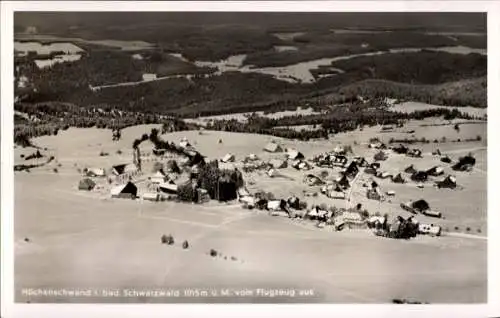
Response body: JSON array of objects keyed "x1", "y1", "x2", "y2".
[{"x1": 13, "y1": 12, "x2": 487, "y2": 304}]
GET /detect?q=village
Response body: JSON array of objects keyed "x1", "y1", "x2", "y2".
[
  {"x1": 14, "y1": 114, "x2": 487, "y2": 303},
  {"x1": 69, "y1": 123, "x2": 480, "y2": 241}
]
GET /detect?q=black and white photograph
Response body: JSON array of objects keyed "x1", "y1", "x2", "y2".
[{"x1": 1, "y1": 1, "x2": 499, "y2": 317}]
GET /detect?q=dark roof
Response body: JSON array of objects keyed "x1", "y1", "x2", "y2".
[
  {"x1": 78, "y1": 178, "x2": 96, "y2": 190},
  {"x1": 412, "y1": 199, "x2": 430, "y2": 211}
]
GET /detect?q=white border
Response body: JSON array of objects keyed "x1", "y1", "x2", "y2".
[{"x1": 1, "y1": 2, "x2": 499, "y2": 318}]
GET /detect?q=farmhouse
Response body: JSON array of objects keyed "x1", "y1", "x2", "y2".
[
  {"x1": 427, "y1": 166, "x2": 444, "y2": 176},
  {"x1": 343, "y1": 161, "x2": 359, "y2": 179},
  {"x1": 407, "y1": 149, "x2": 423, "y2": 158},
  {"x1": 411, "y1": 171, "x2": 429, "y2": 182},
  {"x1": 374, "y1": 151, "x2": 388, "y2": 161},
  {"x1": 336, "y1": 175, "x2": 350, "y2": 189},
  {"x1": 404, "y1": 165, "x2": 417, "y2": 174},
  {"x1": 221, "y1": 153, "x2": 235, "y2": 163},
  {"x1": 264, "y1": 142, "x2": 283, "y2": 153},
  {"x1": 287, "y1": 149, "x2": 305, "y2": 160},
  {"x1": 436, "y1": 175, "x2": 457, "y2": 189},
  {"x1": 270, "y1": 158, "x2": 287, "y2": 169},
  {"x1": 78, "y1": 178, "x2": 96, "y2": 191},
  {"x1": 159, "y1": 182, "x2": 178, "y2": 194},
  {"x1": 86, "y1": 168, "x2": 106, "y2": 177},
  {"x1": 452, "y1": 155, "x2": 476, "y2": 171},
  {"x1": 392, "y1": 144, "x2": 409, "y2": 154},
  {"x1": 165, "y1": 160, "x2": 181, "y2": 174},
  {"x1": 111, "y1": 181, "x2": 138, "y2": 199},
  {"x1": 112, "y1": 163, "x2": 137, "y2": 176},
  {"x1": 392, "y1": 173, "x2": 406, "y2": 184},
  {"x1": 304, "y1": 174, "x2": 325, "y2": 186}
]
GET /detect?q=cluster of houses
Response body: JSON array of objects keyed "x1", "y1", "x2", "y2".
[{"x1": 75, "y1": 135, "x2": 477, "y2": 239}]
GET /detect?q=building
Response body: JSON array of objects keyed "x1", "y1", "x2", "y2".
[
  {"x1": 86, "y1": 168, "x2": 106, "y2": 177},
  {"x1": 150, "y1": 171, "x2": 167, "y2": 184},
  {"x1": 436, "y1": 175, "x2": 457, "y2": 189},
  {"x1": 392, "y1": 173, "x2": 406, "y2": 184},
  {"x1": 78, "y1": 178, "x2": 96, "y2": 191},
  {"x1": 112, "y1": 163, "x2": 137, "y2": 176},
  {"x1": 159, "y1": 182, "x2": 178, "y2": 194},
  {"x1": 221, "y1": 153, "x2": 235, "y2": 163},
  {"x1": 264, "y1": 142, "x2": 283, "y2": 153},
  {"x1": 270, "y1": 158, "x2": 287, "y2": 169},
  {"x1": 111, "y1": 181, "x2": 138, "y2": 199},
  {"x1": 142, "y1": 73, "x2": 157, "y2": 81},
  {"x1": 287, "y1": 149, "x2": 305, "y2": 160}
]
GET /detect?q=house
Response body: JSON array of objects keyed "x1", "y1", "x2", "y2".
[
  {"x1": 221, "y1": 153, "x2": 235, "y2": 163},
  {"x1": 376, "y1": 171, "x2": 392, "y2": 179},
  {"x1": 267, "y1": 200, "x2": 287, "y2": 212},
  {"x1": 111, "y1": 181, "x2": 138, "y2": 199},
  {"x1": 78, "y1": 178, "x2": 96, "y2": 191},
  {"x1": 143, "y1": 192, "x2": 160, "y2": 201},
  {"x1": 179, "y1": 139, "x2": 192, "y2": 149},
  {"x1": 374, "y1": 151, "x2": 388, "y2": 161},
  {"x1": 353, "y1": 156, "x2": 368, "y2": 167},
  {"x1": 336, "y1": 175, "x2": 350, "y2": 189},
  {"x1": 407, "y1": 149, "x2": 422, "y2": 158},
  {"x1": 392, "y1": 173, "x2": 406, "y2": 184},
  {"x1": 328, "y1": 190, "x2": 346, "y2": 200},
  {"x1": 426, "y1": 166, "x2": 444, "y2": 176},
  {"x1": 165, "y1": 160, "x2": 181, "y2": 174},
  {"x1": 440, "y1": 156, "x2": 452, "y2": 164},
  {"x1": 287, "y1": 196, "x2": 301, "y2": 210},
  {"x1": 333, "y1": 145, "x2": 346, "y2": 155},
  {"x1": 436, "y1": 175, "x2": 457, "y2": 189},
  {"x1": 369, "y1": 142, "x2": 386, "y2": 150},
  {"x1": 364, "y1": 166, "x2": 378, "y2": 175},
  {"x1": 452, "y1": 155, "x2": 476, "y2": 171},
  {"x1": 267, "y1": 168, "x2": 279, "y2": 178},
  {"x1": 392, "y1": 144, "x2": 408, "y2": 154},
  {"x1": 304, "y1": 174, "x2": 325, "y2": 186},
  {"x1": 404, "y1": 164, "x2": 417, "y2": 174},
  {"x1": 264, "y1": 142, "x2": 283, "y2": 153},
  {"x1": 142, "y1": 73, "x2": 157, "y2": 81},
  {"x1": 343, "y1": 161, "x2": 359, "y2": 179},
  {"x1": 112, "y1": 163, "x2": 137, "y2": 176},
  {"x1": 150, "y1": 171, "x2": 167, "y2": 184},
  {"x1": 245, "y1": 154, "x2": 259, "y2": 161},
  {"x1": 292, "y1": 160, "x2": 311, "y2": 170},
  {"x1": 367, "y1": 188, "x2": 383, "y2": 201},
  {"x1": 86, "y1": 168, "x2": 106, "y2": 177},
  {"x1": 411, "y1": 171, "x2": 428, "y2": 182},
  {"x1": 287, "y1": 149, "x2": 305, "y2": 160},
  {"x1": 159, "y1": 182, "x2": 178, "y2": 194},
  {"x1": 270, "y1": 158, "x2": 287, "y2": 169},
  {"x1": 298, "y1": 161, "x2": 312, "y2": 170}
]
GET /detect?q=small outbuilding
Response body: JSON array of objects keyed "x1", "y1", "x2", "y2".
[
  {"x1": 436, "y1": 175, "x2": 457, "y2": 189},
  {"x1": 111, "y1": 181, "x2": 138, "y2": 199},
  {"x1": 264, "y1": 142, "x2": 283, "y2": 153},
  {"x1": 287, "y1": 149, "x2": 305, "y2": 160},
  {"x1": 392, "y1": 173, "x2": 406, "y2": 184},
  {"x1": 221, "y1": 153, "x2": 235, "y2": 163},
  {"x1": 78, "y1": 178, "x2": 96, "y2": 191}
]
